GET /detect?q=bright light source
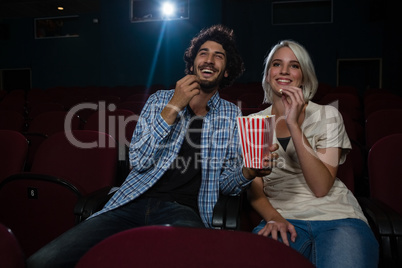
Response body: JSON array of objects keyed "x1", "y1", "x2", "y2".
[
  {"x1": 57, "y1": 6, "x2": 64, "y2": 11},
  {"x1": 162, "y1": 2, "x2": 175, "y2": 17}
]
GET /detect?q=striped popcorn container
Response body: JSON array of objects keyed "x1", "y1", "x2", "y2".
[{"x1": 237, "y1": 115, "x2": 276, "y2": 169}]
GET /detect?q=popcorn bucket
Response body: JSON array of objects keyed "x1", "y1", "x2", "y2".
[{"x1": 237, "y1": 115, "x2": 276, "y2": 169}]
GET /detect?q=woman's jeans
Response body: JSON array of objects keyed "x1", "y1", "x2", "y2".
[
  {"x1": 26, "y1": 197, "x2": 205, "y2": 268},
  {"x1": 253, "y1": 218, "x2": 379, "y2": 268}
]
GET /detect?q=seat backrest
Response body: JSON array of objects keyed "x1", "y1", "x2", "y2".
[
  {"x1": 84, "y1": 108, "x2": 137, "y2": 148},
  {"x1": 0, "y1": 95, "x2": 26, "y2": 115},
  {"x1": 364, "y1": 91, "x2": 400, "y2": 109},
  {"x1": 365, "y1": 109, "x2": 402, "y2": 150},
  {"x1": 76, "y1": 226, "x2": 314, "y2": 268},
  {"x1": 332, "y1": 85, "x2": 359, "y2": 95},
  {"x1": 237, "y1": 92, "x2": 265, "y2": 108},
  {"x1": 86, "y1": 95, "x2": 121, "y2": 106},
  {"x1": 26, "y1": 89, "x2": 53, "y2": 110},
  {"x1": 319, "y1": 92, "x2": 361, "y2": 107},
  {"x1": 241, "y1": 107, "x2": 262, "y2": 116},
  {"x1": 116, "y1": 101, "x2": 145, "y2": 116},
  {"x1": 368, "y1": 133, "x2": 402, "y2": 215},
  {"x1": 340, "y1": 111, "x2": 358, "y2": 142},
  {"x1": 28, "y1": 110, "x2": 80, "y2": 136},
  {"x1": 24, "y1": 111, "x2": 80, "y2": 171},
  {"x1": 365, "y1": 98, "x2": 402, "y2": 119},
  {"x1": 349, "y1": 140, "x2": 366, "y2": 186},
  {"x1": 28, "y1": 102, "x2": 65, "y2": 119},
  {"x1": 311, "y1": 82, "x2": 333, "y2": 102},
  {"x1": 30, "y1": 130, "x2": 118, "y2": 194},
  {"x1": 0, "y1": 110, "x2": 26, "y2": 131},
  {"x1": 61, "y1": 95, "x2": 86, "y2": 110},
  {"x1": 126, "y1": 93, "x2": 150, "y2": 103},
  {"x1": 0, "y1": 223, "x2": 25, "y2": 268},
  {"x1": 46, "y1": 87, "x2": 67, "y2": 103},
  {"x1": 337, "y1": 151, "x2": 355, "y2": 193},
  {"x1": 0, "y1": 174, "x2": 81, "y2": 257},
  {"x1": 320, "y1": 93, "x2": 363, "y2": 122},
  {"x1": 0, "y1": 130, "x2": 28, "y2": 183}
]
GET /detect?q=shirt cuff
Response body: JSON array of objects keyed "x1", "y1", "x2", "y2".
[{"x1": 152, "y1": 112, "x2": 173, "y2": 140}]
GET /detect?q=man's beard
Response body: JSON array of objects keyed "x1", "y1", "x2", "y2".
[
  {"x1": 196, "y1": 69, "x2": 225, "y2": 94},
  {"x1": 199, "y1": 79, "x2": 219, "y2": 93}
]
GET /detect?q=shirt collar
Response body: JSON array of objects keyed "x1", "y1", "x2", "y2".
[
  {"x1": 183, "y1": 91, "x2": 221, "y2": 117},
  {"x1": 207, "y1": 91, "x2": 221, "y2": 111}
]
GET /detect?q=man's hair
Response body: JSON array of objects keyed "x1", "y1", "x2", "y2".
[{"x1": 184, "y1": 24, "x2": 245, "y2": 89}]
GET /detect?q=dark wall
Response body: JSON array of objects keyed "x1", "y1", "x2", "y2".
[
  {"x1": 0, "y1": 0, "x2": 222, "y2": 90},
  {"x1": 0, "y1": 0, "x2": 400, "y2": 94},
  {"x1": 222, "y1": 0, "x2": 393, "y2": 91}
]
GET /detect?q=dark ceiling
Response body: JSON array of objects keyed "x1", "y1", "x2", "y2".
[{"x1": 0, "y1": 0, "x2": 100, "y2": 19}]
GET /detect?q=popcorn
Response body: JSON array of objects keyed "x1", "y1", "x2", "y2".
[{"x1": 237, "y1": 115, "x2": 276, "y2": 169}]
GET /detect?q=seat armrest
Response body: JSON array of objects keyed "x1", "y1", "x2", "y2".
[
  {"x1": 212, "y1": 194, "x2": 242, "y2": 230},
  {"x1": 225, "y1": 195, "x2": 241, "y2": 230},
  {"x1": 358, "y1": 197, "x2": 394, "y2": 236},
  {"x1": 212, "y1": 195, "x2": 229, "y2": 229},
  {"x1": 358, "y1": 197, "x2": 402, "y2": 267},
  {"x1": 371, "y1": 200, "x2": 402, "y2": 235},
  {"x1": 74, "y1": 187, "x2": 116, "y2": 223}
]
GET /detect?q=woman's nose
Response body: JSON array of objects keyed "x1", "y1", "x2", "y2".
[{"x1": 280, "y1": 65, "x2": 289, "y2": 75}]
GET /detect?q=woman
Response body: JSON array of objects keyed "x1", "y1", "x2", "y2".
[{"x1": 248, "y1": 40, "x2": 378, "y2": 267}]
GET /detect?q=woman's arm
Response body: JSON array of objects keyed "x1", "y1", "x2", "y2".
[
  {"x1": 281, "y1": 87, "x2": 341, "y2": 197},
  {"x1": 290, "y1": 124, "x2": 341, "y2": 197},
  {"x1": 248, "y1": 177, "x2": 297, "y2": 246}
]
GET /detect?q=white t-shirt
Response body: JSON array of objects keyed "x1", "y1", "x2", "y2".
[{"x1": 254, "y1": 102, "x2": 367, "y2": 223}]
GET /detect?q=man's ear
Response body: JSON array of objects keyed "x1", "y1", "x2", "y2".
[
  {"x1": 224, "y1": 70, "x2": 229, "y2": 77},
  {"x1": 190, "y1": 66, "x2": 194, "y2": 74}
]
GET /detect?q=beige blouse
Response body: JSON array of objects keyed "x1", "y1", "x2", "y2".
[{"x1": 253, "y1": 101, "x2": 367, "y2": 223}]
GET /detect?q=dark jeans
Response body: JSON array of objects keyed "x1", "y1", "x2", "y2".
[{"x1": 26, "y1": 197, "x2": 205, "y2": 268}]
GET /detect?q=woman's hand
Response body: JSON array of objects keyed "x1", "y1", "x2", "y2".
[
  {"x1": 280, "y1": 86, "x2": 305, "y2": 127},
  {"x1": 257, "y1": 218, "x2": 297, "y2": 246}
]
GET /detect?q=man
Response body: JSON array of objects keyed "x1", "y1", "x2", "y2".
[{"x1": 27, "y1": 24, "x2": 276, "y2": 268}]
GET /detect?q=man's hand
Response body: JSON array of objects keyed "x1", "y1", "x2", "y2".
[
  {"x1": 161, "y1": 75, "x2": 201, "y2": 125},
  {"x1": 242, "y1": 143, "x2": 279, "y2": 180},
  {"x1": 169, "y1": 75, "x2": 201, "y2": 111}
]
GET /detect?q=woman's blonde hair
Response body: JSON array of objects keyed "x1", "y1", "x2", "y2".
[{"x1": 262, "y1": 40, "x2": 318, "y2": 103}]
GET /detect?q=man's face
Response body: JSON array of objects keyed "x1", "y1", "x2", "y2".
[{"x1": 191, "y1": 41, "x2": 228, "y2": 93}]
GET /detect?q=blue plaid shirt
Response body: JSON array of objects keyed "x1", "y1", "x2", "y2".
[{"x1": 92, "y1": 89, "x2": 251, "y2": 227}]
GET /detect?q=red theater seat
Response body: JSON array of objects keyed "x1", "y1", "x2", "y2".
[{"x1": 76, "y1": 226, "x2": 314, "y2": 268}]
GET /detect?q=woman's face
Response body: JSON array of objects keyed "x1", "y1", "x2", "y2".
[{"x1": 267, "y1": 47, "x2": 303, "y2": 95}]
